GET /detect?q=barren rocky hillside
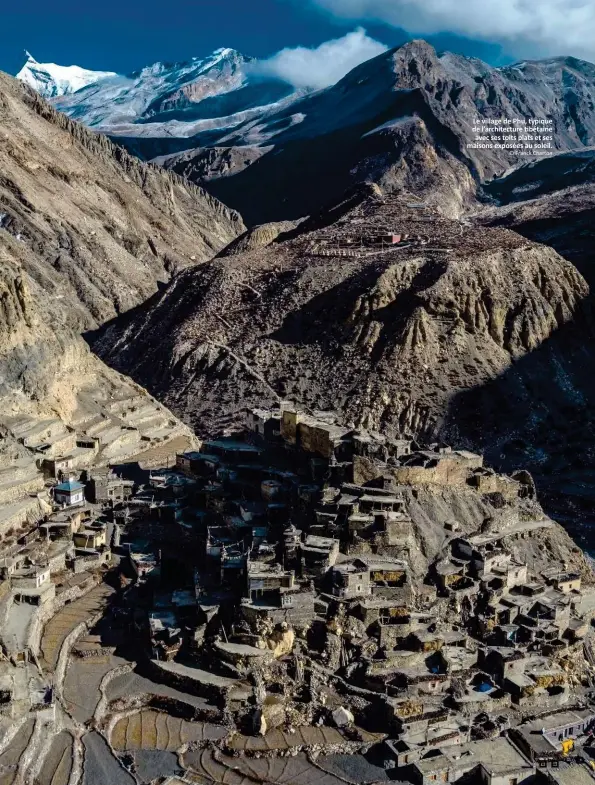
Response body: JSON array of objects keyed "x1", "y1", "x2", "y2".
[
  {"x1": 0, "y1": 71, "x2": 244, "y2": 329},
  {"x1": 0, "y1": 70, "x2": 245, "y2": 469},
  {"x1": 93, "y1": 188, "x2": 593, "y2": 484}
]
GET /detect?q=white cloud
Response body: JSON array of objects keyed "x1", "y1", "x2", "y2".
[
  {"x1": 251, "y1": 28, "x2": 388, "y2": 89},
  {"x1": 310, "y1": 0, "x2": 595, "y2": 61}
]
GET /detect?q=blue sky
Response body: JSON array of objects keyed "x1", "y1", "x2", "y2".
[{"x1": 0, "y1": 0, "x2": 513, "y2": 77}]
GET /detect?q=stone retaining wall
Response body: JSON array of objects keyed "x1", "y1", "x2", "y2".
[{"x1": 0, "y1": 476, "x2": 45, "y2": 506}]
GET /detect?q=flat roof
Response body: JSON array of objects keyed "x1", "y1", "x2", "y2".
[
  {"x1": 360, "y1": 495, "x2": 402, "y2": 504},
  {"x1": 151, "y1": 659, "x2": 237, "y2": 688},
  {"x1": 547, "y1": 765, "x2": 595, "y2": 785},
  {"x1": 523, "y1": 709, "x2": 595, "y2": 733},
  {"x1": 360, "y1": 558, "x2": 408, "y2": 571},
  {"x1": 453, "y1": 737, "x2": 531, "y2": 773},
  {"x1": 215, "y1": 641, "x2": 270, "y2": 657},
  {"x1": 55, "y1": 480, "x2": 84, "y2": 492},
  {"x1": 415, "y1": 754, "x2": 452, "y2": 773},
  {"x1": 204, "y1": 440, "x2": 262, "y2": 453}
]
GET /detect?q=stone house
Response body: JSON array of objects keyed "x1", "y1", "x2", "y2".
[
  {"x1": 245, "y1": 408, "x2": 281, "y2": 441},
  {"x1": 301, "y1": 535, "x2": 339, "y2": 574},
  {"x1": 86, "y1": 470, "x2": 133, "y2": 504},
  {"x1": 510, "y1": 709, "x2": 595, "y2": 767},
  {"x1": 546, "y1": 572, "x2": 582, "y2": 595},
  {"x1": 331, "y1": 562, "x2": 371, "y2": 599},
  {"x1": 53, "y1": 478, "x2": 85, "y2": 507},
  {"x1": 73, "y1": 523, "x2": 106, "y2": 550},
  {"x1": 246, "y1": 561, "x2": 295, "y2": 605}
]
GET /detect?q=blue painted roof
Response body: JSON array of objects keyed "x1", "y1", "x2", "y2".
[{"x1": 55, "y1": 480, "x2": 84, "y2": 492}]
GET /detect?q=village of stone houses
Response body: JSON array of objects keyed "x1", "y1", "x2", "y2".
[{"x1": 2, "y1": 401, "x2": 595, "y2": 785}]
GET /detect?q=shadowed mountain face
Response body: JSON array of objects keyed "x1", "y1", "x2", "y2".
[
  {"x1": 91, "y1": 190, "x2": 592, "y2": 482},
  {"x1": 477, "y1": 149, "x2": 595, "y2": 285},
  {"x1": 459, "y1": 150, "x2": 595, "y2": 513}
]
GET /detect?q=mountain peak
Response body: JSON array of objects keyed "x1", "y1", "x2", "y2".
[
  {"x1": 212, "y1": 47, "x2": 237, "y2": 57},
  {"x1": 16, "y1": 53, "x2": 117, "y2": 98}
]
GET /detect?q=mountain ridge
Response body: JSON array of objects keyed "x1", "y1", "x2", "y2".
[
  {"x1": 20, "y1": 40, "x2": 595, "y2": 225},
  {"x1": 92, "y1": 188, "x2": 590, "y2": 458},
  {"x1": 151, "y1": 40, "x2": 595, "y2": 223},
  {"x1": 0, "y1": 73, "x2": 244, "y2": 327}
]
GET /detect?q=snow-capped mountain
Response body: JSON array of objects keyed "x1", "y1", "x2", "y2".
[
  {"x1": 53, "y1": 48, "x2": 251, "y2": 127},
  {"x1": 16, "y1": 47, "x2": 301, "y2": 146},
  {"x1": 16, "y1": 52, "x2": 117, "y2": 98}
]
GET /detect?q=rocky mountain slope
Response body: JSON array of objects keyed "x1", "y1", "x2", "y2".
[
  {"x1": 477, "y1": 150, "x2": 595, "y2": 283},
  {"x1": 92, "y1": 188, "x2": 592, "y2": 484},
  {"x1": 458, "y1": 151, "x2": 595, "y2": 512},
  {"x1": 0, "y1": 71, "x2": 243, "y2": 328},
  {"x1": 0, "y1": 70, "x2": 245, "y2": 479},
  {"x1": 41, "y1": 48, "x2": 299, "y2": 140}
]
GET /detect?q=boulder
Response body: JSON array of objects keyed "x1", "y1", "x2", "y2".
[{"x1": 332, "y1": 706, "x2": 354, "y2": 727}]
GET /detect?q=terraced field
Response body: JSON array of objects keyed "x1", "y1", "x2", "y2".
[
  {"x1": 64, "y1": 654, "x2": 126, "y2": 723},
  {"x1": 315, "y1": 754, "x2": 391, "y2": 783},
  {"x1": 107, "y1": 670, "x2": 213, "y2": 711},
  {"x1": 41, "y1": 584, "x2": 114, "y2": 670},
  {"x1": 111, "y1": 711, "x2": 226, "y2": 752},
  {"x1": 134, "y1": 750, "x2": 183, "y2": 782},
  {"x1": 226, "y1": 726, "x2": 346, "y2": 752},
  {"x1": 82, "y1": 732, "x2": 134, "y2": 785},
  {"x1": 35, "y1": 731, "x2": 73, "y2": 785},
  {"x1": 0, "y1": 720, "x2": 34, "y2": 785},
  {"x1": 182, "y1": 748, "x2": 260, "y2": 785},
  {"x1": 183, "y1": 750, "x2": 352, "y2": 785}
]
